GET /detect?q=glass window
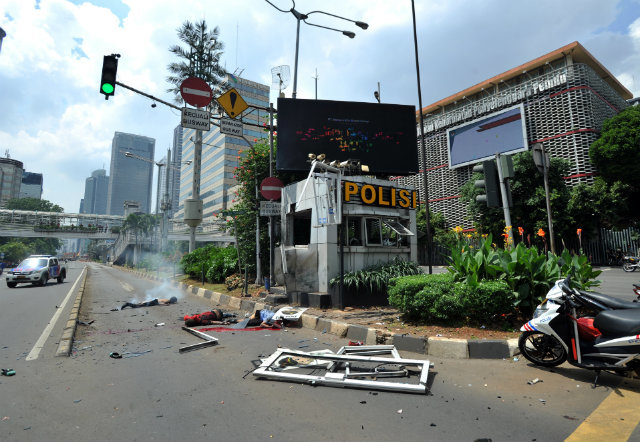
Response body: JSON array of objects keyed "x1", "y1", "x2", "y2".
[
  {"x1": 344, "y1": 216, "x2": 362, "y2": 246},
  {"x1": 365, "y1": 218, "x2": 382, "y2": 245}
]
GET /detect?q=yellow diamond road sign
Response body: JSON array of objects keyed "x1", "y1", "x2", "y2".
[{"x1": 216, "y1": 88, "x2": 248, "y2": 119}]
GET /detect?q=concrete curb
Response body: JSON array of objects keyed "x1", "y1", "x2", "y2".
[
  {"x1": 109, "y1": 267, "x2": 521, "y2": 360},
  {"x1": 56, "y1": 267, "x2": 88, "y2": 357}
]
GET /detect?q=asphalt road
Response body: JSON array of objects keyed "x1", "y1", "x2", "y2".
[{"x1": 0, "y1": 263, "x2": 639, "y2": 441}]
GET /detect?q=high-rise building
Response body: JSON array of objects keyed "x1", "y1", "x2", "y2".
[
  {"x1": 174, "y1": 76, "x2": 270, "y2": 221},
  {"x1": 106, "y1": 132, "x2": 155, "y2": 215},
  {"x1": 82, "y1": 169, "x2": 109, "y2": 214},
  {"x1": 19, "y1": 171, "x2": 43, "y2": 199},
  {"x1": 0, "y1": 157, "x2": 24, "y2": 207},
  {"x1": 169, "y1": 125, "x2": 184, "y2": 218}
]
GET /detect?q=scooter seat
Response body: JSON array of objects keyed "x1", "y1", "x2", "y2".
[
  {"x1": 578, "y1": 290, "x2": 640, "y2": 310},
  {"x1": 594, "y1": 308, "x2": 640, "y2": 338}
]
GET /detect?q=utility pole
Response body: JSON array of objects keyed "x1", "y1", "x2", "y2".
[{"x1": 313, "y1": 68, "x2": 318, "y2": 99}]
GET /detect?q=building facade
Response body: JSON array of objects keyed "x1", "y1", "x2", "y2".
[
  {"x1": 169, "y1": 125, "x2": 184, "y2": 218},
  {"x1": 0, "y1": 157, "x2": 24, "y2": 207},
  {"x1": 174, "y1": 76, "x2": 270, "y2": 221},
  {"x1": 82, "y1": 169, "x2": 109, "y2": 215},
  {"x1": 398, "y1": 42, "x2": 632, "y2": 228},
  {"x1": 106, "y1": 132, "x2": 155, "y2": 216},
  {"x1": 19, "y1": 171, "x2": 43, "y2": 199}
]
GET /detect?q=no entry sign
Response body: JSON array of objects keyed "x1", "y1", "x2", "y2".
[
  {"x1": 180, "y1": 77, "x2": 212, "y2": 108},
  {"x1": 260, "y1": 176, "x2": 284, "y2": 200}
]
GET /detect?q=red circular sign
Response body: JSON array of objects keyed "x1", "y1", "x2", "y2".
[
  {"x1": 260, "y1": 177, "x2": 284, "y2": 200},
  {"x1": 180, "y1": 77, "x2": 212, "y2": 108}
]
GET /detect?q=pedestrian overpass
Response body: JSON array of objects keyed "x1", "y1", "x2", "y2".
[{"x1": 0, "y1": 209, "x2": 236, "y2": 260}]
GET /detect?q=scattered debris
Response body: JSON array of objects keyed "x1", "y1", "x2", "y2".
[
  {"x1": 348, "y1": 341, "x2": 364, "y2": 346},
  {"x1": 527, "y1": 378, "x2": 543, "y2": 385},
  {"x1": 73, "y1": 399, "x2": 81, "y2": 404},
  {"x1": 1, "y1": 369, "x2": 16, "y2": 376},
  {"x1": 513, "y1": 357, "x2": 519, "y2": 362},
  {"x1": 109, "y1": 352, "x2": 122, "y2": 359},
  {"x1": 123, "y1": 350, "x2": 152, "y2": 358},
  {"x1": 76, "y1": 320, "x2": 95, "y2": 326},
  {"x1": 155, "y1": 323, "x2": 165, "y2": 327},
  {"x1": 253, "y1": 345, "x2": 430, "y2": 394},
  {"x1": 539, "y1": 398, "x2": 546, "y2": 403},
  {"x1": 179, "y1": 326, "x2": 218, "y2": 353},
  {"x1": 397, "y1": 409, "x2": 403, "y2": 414}
]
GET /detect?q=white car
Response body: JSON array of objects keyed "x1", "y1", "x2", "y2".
[{"x1": 6, "y1": 255, "x2": 66, "y2": 288}]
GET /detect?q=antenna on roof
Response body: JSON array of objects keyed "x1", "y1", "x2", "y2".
[
  {"x1": 271, "y1": 65, "x2": 290, "y2": 98},
  {"x1": 4, "y1": 149, "x2": 9, "y2": 158}
]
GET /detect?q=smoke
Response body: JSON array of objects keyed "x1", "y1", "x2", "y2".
[{"x1": 144, "y1": 280, "x2": 184, "y2": 303}]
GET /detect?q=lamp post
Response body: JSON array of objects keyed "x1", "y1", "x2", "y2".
[
  {"x1": 0, "y1": 27, "x2": 6, "y2": 54},
  {"x1": 264, "y1": 0, "x2": 368, "y2": 99}
]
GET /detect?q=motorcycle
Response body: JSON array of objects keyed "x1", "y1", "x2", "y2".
[
  {"x1": 622, "y1": 255, "x2": 640, "y2": 272},
  {"x1": 519, "y1": 277, "x2": 640, "y2": 387}
]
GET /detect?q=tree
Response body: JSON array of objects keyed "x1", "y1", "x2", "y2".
[
  {"x1": 122, "y1": 213, "x2": 146, "y2": 266},
  {"x1": 460, "y1": 151, "x2": 575, "y2": 247},
  {"x1": 1, "y1": 198, "x2": 63, "y2": 252},
  {"x1": 166, "y1": 20, "x2": 227, "y2": 104},
  {"x1": 5, "y1": 197, "x2": 63, "y2": 212},
  {"x1": 589, "y1": 105, "x2": 640, "y2": 227}
]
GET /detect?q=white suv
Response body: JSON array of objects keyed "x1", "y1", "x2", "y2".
[{"x1": 6, "y1": 255, "x2": 66, "y2": 288}]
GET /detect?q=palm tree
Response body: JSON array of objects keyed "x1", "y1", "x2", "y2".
[
  {"x1": 123, "y1": 213, "x2": 145, "y2": 266},
  {"x1": 166, "y1": 20, "x2": 227, "y2": 104}
]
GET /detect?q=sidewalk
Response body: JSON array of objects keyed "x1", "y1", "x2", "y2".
[{"x1": 104, "y1": 267, "x2": 520, "y2": 360}]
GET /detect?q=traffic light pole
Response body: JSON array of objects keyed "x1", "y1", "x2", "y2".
[{"x1": 495, "y1": 153, "x2": 513, "y2": 245}]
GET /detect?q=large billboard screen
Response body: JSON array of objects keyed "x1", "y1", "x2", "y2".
[
  {"x1": 447, "y1": 104, "x2": 528, "y2": 169},
  {"x1": 276, "y1": 98, "x2": 418, "y2": 175}
]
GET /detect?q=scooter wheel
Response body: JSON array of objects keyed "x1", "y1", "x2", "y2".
[
  {"x1": 518, "y1": 331, "x2": 567, "y2": 367},
  {"x1": 622, "y1": 263, "x2": 636, "y2": 272}
]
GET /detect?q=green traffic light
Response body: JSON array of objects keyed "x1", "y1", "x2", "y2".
[{"x1": 101, "y1": 83, "x2": 114, "y2": 94}]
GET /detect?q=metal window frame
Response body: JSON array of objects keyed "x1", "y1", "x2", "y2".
[
  {"x1": 382, "y1": 219, "x2": 414, "y2": 236},
  {"x1": 253, "y1": 348, "x2": 430, "y2": 394}
]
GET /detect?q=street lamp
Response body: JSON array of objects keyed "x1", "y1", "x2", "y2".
[
  {"x1": 264, "y1": 0, "x2": 368, "y2": 98},
  {"x1": 0, "y1": 27, "x2": 6, "y2": 54}
]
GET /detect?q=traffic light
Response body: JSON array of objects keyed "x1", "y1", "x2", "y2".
[
  {"x1": 100, "y1": 54, "x2": 118, "y2": 99},
  {"x1": 473, "y1": 160, "x2": 500, "y2": 208}
]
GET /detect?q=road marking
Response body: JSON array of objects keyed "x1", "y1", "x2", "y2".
[
  {"x1": 565, "y1": 387, "x2": 640, "y2": 442},
  {"x1": 26, "y1": 267, "x2": 86, "y2": 361},
  {"x1": 121, "y1": 281, "x2": 134, "y2": 292}
]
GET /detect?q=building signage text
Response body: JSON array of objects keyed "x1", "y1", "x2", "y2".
[{"x1": 344, "y1": 181, "x2": 417, "y2": 209}]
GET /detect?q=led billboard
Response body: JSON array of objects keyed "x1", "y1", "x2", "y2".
[
  {"x1": 276, "y1": 98, "x2": 418, "y2": 175},
  {"x1": 447, "y1": 104, "x2": 528, "y2": 168}
]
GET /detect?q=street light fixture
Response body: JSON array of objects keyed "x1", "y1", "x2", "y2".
[{"x1": 264, "y1": 0, "x2": 368, "y2": 98}]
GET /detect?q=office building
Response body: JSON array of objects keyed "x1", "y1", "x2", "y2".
[
  {"x1": 0, "y1": 157, "x2": 24, "y2": 207},
  {"x1": 106, "y1": 132, "x2": 155, "y2": 215},
  {"x1": 398, "y1": 41, "x2": 632, "y2": 228},
  {"x1": 174, "y1": 76, "x2": 270, "y2": 221},
  {"x1": 82, "y1": 169, "x2": 109, "y2": 214},
  {"x1": 169, "y1": 125, "x2": 184, "y2": 218},
  {"x1": 19, "y1": 171, "x2": 43, "y2": 199}
]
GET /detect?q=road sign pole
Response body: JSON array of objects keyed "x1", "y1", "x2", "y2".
[
  {"x1": 268, "y1": 103, "x2": 275, "y2": 292},
  {"x1": 189, "y1": 129, "x2": 203, "y2": 252}
]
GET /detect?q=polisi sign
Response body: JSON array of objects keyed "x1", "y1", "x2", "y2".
[{"x1": 344, "y1": 181, "x2": 417, "y2": 209}]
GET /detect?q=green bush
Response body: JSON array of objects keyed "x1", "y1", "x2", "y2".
[
  {"x1": 180, "y1": 245, "x2": 238, "y2": 283},
  {"x1": 456, "y1": 279, "x2": 514, "y2": 319},
  {"x1": 330, "y1": 258, "x2": 422, "y2": 294}
]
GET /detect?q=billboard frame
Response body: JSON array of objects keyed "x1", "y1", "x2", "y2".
[{"x1": 446, "y1": 103, "x2": 529, "y2": 169}]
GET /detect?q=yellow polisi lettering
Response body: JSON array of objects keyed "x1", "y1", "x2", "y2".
[
  {"x1": 342, "y1": 181, "x2": 416, "y2": 210},
  {"x1": 398, "y1": 189, "x2": 410, "y2": 208},
  {"x1": 361, "y1": 185, "x2": 376, "y2": 204},
  {"x1": 378, "y1": 186, "x2": 390, "y2": 206},
  {"x1": 344, "y1": 182, "x2": 358, "y2": 202}
]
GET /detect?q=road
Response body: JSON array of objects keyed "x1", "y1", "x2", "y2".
[{"x1": 0, "y1": 263, "x2": 639, "y2": 441}]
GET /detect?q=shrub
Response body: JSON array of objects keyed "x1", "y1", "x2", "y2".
[
  {"x1": 389, "y1": 273, "x2": 459, "y2": 321},
  {"x1": 330, "y1": 258, "x2": 422, "y2": 295},
  {"x1": 180, "y1": 245, "x2": 238, "y2": 283},
  {"x1": 456, "y1": 279, "x2": 515, "y2": 319}
]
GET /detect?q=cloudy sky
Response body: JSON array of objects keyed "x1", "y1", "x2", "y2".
[{"x1": 1, "y1": 0, "x2": 639, "y2": 213}]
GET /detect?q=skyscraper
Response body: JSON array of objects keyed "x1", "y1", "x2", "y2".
[
  {"x1": 19, "y1": 172, "x2": 43, "y2": 199},
  {"x1": 0, "y1": 157, "x2": 24, "y2": 207},
  {"x1": 82, "y1": 169, "x2": 109, "y2": 214},
  {"x1": 106, "y1": 132, "x2": 155, "y2": 215},
  {"x1": 174, "y1": 76, "x2": 270, "y2": 221}
]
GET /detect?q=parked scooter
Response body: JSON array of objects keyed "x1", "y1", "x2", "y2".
[
  {"x1": 519, "y1": 277, "x2": 640, "y2": 386},
  {"x1": 622, "y1": 255, "x2": 640, "y2": 272}
]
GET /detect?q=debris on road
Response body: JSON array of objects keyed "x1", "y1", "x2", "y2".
[
  {"x1": 121, "y1": 296, "x2": 178, "y2": 310},
  {"x1": 179, "y1": 326, "x2": 219, "y2": 353},
  {"x1": 253, "y1": 345, "x2": 430, "y2": 394},
  {"x1": 109, "y1": 352, "x2": 122, "y2": 359},
  {"x1": 76, "y1": 320, "x2": 95, "y2": 326},
  {"x1": 1, "y1": 368, "x2": 16, "y2": 376},
  {"x1": 527, "y1": 378, "x2": 543, "y2": 385}
]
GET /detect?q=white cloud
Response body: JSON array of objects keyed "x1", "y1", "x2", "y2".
[{"x1": 0, "y1": 0, "x2": 638, "y2": 213}]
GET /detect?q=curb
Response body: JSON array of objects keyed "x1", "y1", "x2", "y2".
[
  {"x1": 56, "y1": 267, "x2": 88, "y2": 357},
  {"x1": 103, "y1": 267, "x2": 521, "y2": 360}
]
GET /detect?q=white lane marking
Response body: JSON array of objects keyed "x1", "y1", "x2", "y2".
[
  {"x1": 26, "y1": 267, "x2": 87, "y2": 361},
  {"x1": 121, "y1": 281, "x2": 134, "y2": 292}
]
